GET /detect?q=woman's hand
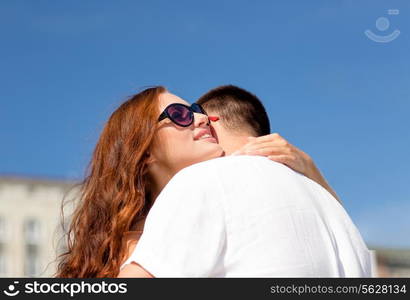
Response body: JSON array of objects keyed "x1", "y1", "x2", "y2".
[{"x1": 233, "y1": 133, "x2": 341, "y2": 204}]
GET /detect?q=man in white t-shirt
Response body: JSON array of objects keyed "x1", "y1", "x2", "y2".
[{"x1": 119, "y1": 85, "x2": 372, "y2": 277}]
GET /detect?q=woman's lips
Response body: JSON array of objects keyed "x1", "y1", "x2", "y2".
[
  {"x1": 194, "y1": 129, "x2": 217, "y2": 143},
  {"x1": 198, "y1": 136, "x2": 217, "y2": 143}
]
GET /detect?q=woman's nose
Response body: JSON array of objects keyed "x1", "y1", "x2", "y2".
[{"x1": 194, "y1": 112, "x2": 210, "y2": 127}]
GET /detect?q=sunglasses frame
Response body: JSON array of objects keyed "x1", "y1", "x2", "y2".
[{"x1": 158, "y1": 103, "x2": 207, "y2": 127}]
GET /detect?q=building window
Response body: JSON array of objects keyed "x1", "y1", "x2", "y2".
[
  {"x1": 23, "y1": 219, "x2": 41, "y2": 277},
  {"x1": 0, "y1": 217, "x2": 7, "y2": 276},
  {"x1": 0, "y1": 245, "x2": 6, "y2": 276},
  {"x1": 24, "y1": 219, "x2": 41, "y2": 245},
  {"x1": 25, "y1": 244, "x2": 40, "y2": 277},
  {"x1": 0, "y1": 217, "x2": 6, "y2": 243}
]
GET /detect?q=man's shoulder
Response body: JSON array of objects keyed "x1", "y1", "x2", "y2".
[
  {"x1": 175, "y1": 155, "x2": 290, "y2": 180},
  {"x1": 157, "y1": 157, "x2": 246, "y2": 205}
]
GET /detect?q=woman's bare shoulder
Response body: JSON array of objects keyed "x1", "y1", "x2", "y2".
[{"x1": 117, "y1": 262, "x2": 153, "y2": 278}]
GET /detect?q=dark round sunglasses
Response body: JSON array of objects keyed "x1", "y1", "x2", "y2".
[{"x1": 158, "y1": 103, "x2": 208, "y2": 127}]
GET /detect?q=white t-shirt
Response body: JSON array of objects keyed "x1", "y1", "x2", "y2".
[{"x1": 122, "y1": 155, "x2": 372, "y2": 277}]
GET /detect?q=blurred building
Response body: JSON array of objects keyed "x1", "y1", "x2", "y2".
[
  {"x1": 373, "y1": 247, "x2": 410, "y2": 277},
  {"x1": 0, "y1": 175, "x2": 409, "y2": 277},
  {"x1": 0, "y1": 176, "x2": 76, "y2": 277}
]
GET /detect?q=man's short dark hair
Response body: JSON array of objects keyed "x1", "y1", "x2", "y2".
[{"x1": 197, "y1": 85, "x2": 270, "y2": 136}]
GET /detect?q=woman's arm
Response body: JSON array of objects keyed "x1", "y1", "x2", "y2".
[{"x1": 233, "y1": 133, "x2": 342, "y2": 204}]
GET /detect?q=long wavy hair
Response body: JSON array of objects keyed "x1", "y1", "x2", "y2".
[{"x1": 56, "y1": 86, "x2": 166, "y2": 277}]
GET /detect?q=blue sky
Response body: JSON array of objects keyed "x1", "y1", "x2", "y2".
[{"x1": 1, "y1": 0, "x2": 409, "y2": 248}]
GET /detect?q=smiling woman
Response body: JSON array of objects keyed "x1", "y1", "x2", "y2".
[
  {"x1": 150, "y1": 92, "x2": 223, "y2": 180},
  {"x1": 56, "y1": 86, "x2": 224, "y2": 278}
]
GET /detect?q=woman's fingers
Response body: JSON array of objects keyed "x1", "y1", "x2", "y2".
[
  {"x1": 246, "y1": 134, "x2": 322, "y2": 186},
  {"x1": 241, "y1": 134, "x2": 312, "y2": 176},
  {"x1": 245, "y1": 134, "x2": 290, "y2": 151},
  {"x1": 230, "y1": 149, "x2": 243, "y2": 156},
  {"x1": 246, "y1": 146, "x2": 288, "y2": 156},
  {"x1": 267, "y1": 154, "x2": 295, "y2": 167},
  {"x1": 246, "y1": 143, "x2": 291, "y2": 152}
]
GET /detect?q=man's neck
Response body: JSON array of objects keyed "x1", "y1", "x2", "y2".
[{"x1": 222, "y1": 134, "x2": 255, "y2": 155}]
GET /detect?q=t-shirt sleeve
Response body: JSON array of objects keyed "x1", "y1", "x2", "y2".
[{"x1": 123, "y1": 167, "x2": 227, "y2": 277}]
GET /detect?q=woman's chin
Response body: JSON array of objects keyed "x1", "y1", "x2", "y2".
[{"x1": 205, "y1": 144, "x2": 224, "y2": 160}]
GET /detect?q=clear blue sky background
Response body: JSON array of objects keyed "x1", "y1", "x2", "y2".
[{"x1": 1, "y1": 0, "x2": 409, "y2": 248}]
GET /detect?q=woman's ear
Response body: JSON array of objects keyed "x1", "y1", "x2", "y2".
[{"x1": 145, "y1": 151, "x2": 157, "y2": 165}]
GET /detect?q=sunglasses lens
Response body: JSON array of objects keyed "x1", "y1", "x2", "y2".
[
  {"x1": 192, "y1": 103, "x2": 207, "y2": 115},
  {"x1": 167, "y1": 104, "x2": 193, "y2": 126}
]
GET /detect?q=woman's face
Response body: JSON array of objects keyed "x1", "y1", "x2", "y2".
[{"x1": 150, "y1": 92, "x2": 224, "y2": 175}]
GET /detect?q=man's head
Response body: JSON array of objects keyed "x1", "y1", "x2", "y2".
[{"x1": 197, "y1": 85, "x2": 270, "y2": 154}]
